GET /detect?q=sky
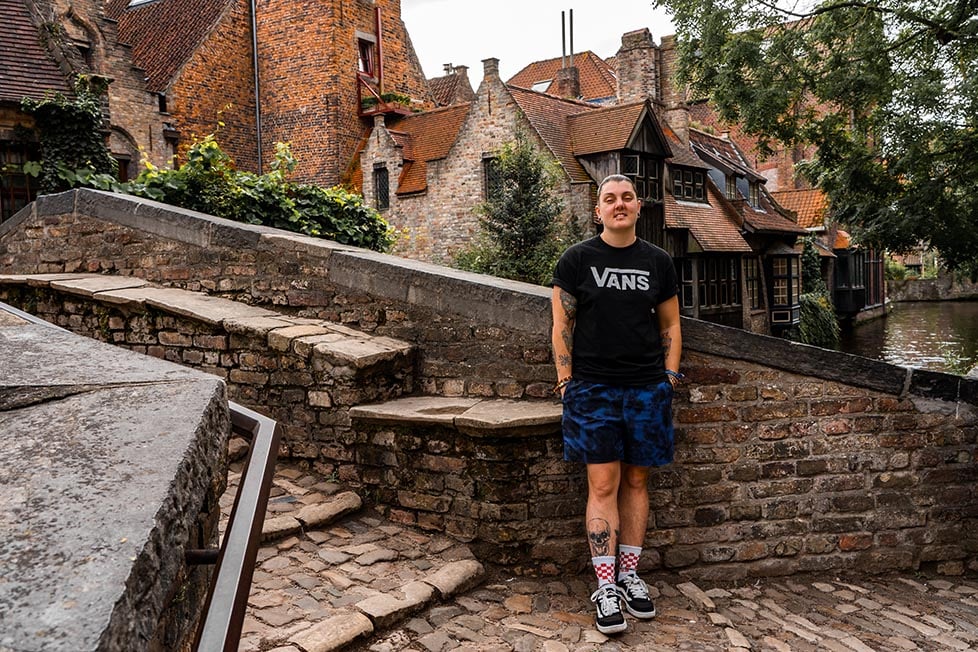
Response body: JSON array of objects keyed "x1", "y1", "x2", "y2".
[{"x1": 400, "y1": 1, "x2": 675, "y2": 82}]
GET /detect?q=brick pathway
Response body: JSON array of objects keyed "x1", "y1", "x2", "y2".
[{"x1": 223, "y1": 457, "x2": 978, "y2": 652}]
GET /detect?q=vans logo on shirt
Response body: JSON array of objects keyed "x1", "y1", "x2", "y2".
[{"x1": 590, "y1": 266, "x2": 650, "y2": 291}]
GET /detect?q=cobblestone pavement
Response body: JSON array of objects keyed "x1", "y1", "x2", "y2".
[{"x1": 223, "y1": 458, "x2": 978, "y2": 652}]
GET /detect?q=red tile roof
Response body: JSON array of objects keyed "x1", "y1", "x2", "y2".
[
  {"x1": 664, "y1": 183, "x2": 752, "y2": 253},
  {"x1": 428, "y1": 70, "x2": 476, "y2": 107},
  {"x1": 770, "y1": 188, "x2": 829, "y2": 229},
  {"x1": 508, "y1": 51, "x2": 617, "y2": 103},
  {"x1": 569, "y1": 101, "x2": 652, "y2": 155},
  {"x1": 385, "y1": 103, "x2": 471, "y2": 195},
  {"x1": 689, "y1": 128, "x2": 764, "y2": 182},
  {"x1": 0, "y1": 0, "x2": 72, "y2": 103},
  {"x1": 660, "y1": 123, "x2": 710, "y2": 170},
  {"x1": 507, "y1": 85, "x2": 595, "y2": 183},
  {"x1": 106, "y1": 0, "x2": 233, "y2": 92}
]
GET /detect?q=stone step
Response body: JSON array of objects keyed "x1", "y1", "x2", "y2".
[
  {"x1": 0, "y1": 273, "x2": 417, "y2": 377},
  {"x1": 220, "y1": 458, "x2": 486, "y2": 652}
]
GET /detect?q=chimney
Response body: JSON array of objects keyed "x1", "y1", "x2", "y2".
[
  {"x1": 482, "y1": 57, "x2": 500, "y2": 81},
  {"x1": 616, "y1": 28, "x2": 659, "y2": 103},
  {"x1": 552, "y1": 64, "x2": 581, "y2": 99}
]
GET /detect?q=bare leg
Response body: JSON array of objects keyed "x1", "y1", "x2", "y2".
[
  {"x1": 585, "y1": 461, "x2": 622, "y2": 557},
  {"x1": 617, "y1": 463, "x2": 650, "y2": 547}
]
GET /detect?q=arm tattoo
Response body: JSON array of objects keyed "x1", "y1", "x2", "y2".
[
  {"x1": 587, "y1": 518, "x2": 615, "y2": 557},
  {"x1": 661, "y1": 332, "x2": 672, "y2": 356},
  {"x1": 559, "y1": 289, "x2": 577, "y2": 320}
]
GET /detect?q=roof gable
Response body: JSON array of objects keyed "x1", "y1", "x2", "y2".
[
  {"x1": 508, "y1": 51, "x2": 617, "y2": 103},
  {"x1": 770, "y1": 188, "x2": 829, "y2": 230},
  {"x1": 428, "y1": 70, "x2": 476, "y2": 107},
  {"x1": 569, "y1": 101, "x2": 671, "y2": 158},
  {"x1": 107, "y1": 0, "x2": 233, "y2": 92},
  {"x1": 0, "y1": 0, "x2": 72, "y2": 103},
  {"x1": 507, "y1": 85, "x2": 594, "y2": 183},
  {"x1": 384, "y1": 103, "x2": 471, "y2": 195}
]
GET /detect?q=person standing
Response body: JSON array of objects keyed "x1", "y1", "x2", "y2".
[{"x1": 550, "y1": 174, "x2": 683, "y2": 634}]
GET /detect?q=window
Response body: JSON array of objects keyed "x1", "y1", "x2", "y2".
[
  {"x1": 771, "y1": 256, "x2": 800, "y2": 307},
  {"x1": 358, "y1": 37, "x2": 377, "y2": 77},
  {"x1": 672, "y1": 167, "x2": 705, "y2": 202},
  {"x1": 745, "y1": 256, "x2": 761, "y2": 309},
  {"x1": 696, "y1": 257, "x2": 741, "y2": 308},
  {"x1": 373, "y1": 165, "x2": 389, "y2": 210},
  {"x1": 749, "y1": 182, "x2": 760, "y2": 207},
  {"x1": 1, "y1": 142, "x2": 38, "y2": 223},
  {"x1": 483, "y1": 156, "x2": 503, "y2": 200},
  {"x1": 622, "y1": 154, "x2": 661, "y2": 202},
  {"x1": 726, "y1": 175, "x2": 738, "y2": 200}
]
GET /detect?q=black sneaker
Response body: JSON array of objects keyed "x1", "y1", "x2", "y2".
[
  {"x1": 590, "y1": 584, "x2": 627, "y2": 634},
  {"x1": 617, "y1": 573, "x2": 656, "y2": 619}
]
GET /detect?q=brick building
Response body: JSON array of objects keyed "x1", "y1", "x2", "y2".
[
  {"x1": 0, "y1": 0, "x2": 170, "y2": 220},
  {"x1": 106, "y1": 0, "x2": 433, "y2": 186}
]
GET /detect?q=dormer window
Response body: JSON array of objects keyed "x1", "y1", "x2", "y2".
[
  {"x1": 749, "y1": 182, "x2": 760, "y2": 207},
  {"x1": 725, "y1": 175, "x2": 737, "y2": 200},
  {"x1": 673, "y1": 167, "x2": 705, "y2": 202}
]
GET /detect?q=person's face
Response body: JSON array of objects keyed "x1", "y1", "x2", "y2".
[{"x1": 595, "y1": 180, "x2": 641, "y2": 232}]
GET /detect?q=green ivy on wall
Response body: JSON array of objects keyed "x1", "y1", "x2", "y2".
[{"x1": 21, "y1": 75, "x2": 117, "y2": 194}]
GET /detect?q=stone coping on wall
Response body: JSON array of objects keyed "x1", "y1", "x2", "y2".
[
  {"x1": 349, "y1": 396, "x2": 563, "y2": 438},
  {"x1": 0, "y1": 302, "x2": 229, "y2": 651},
  {"x1": 4, "y1": 188, "x2": 977, "y2": 407},
  {"x1": 0, "y1": 273, "x2": 415, "y2": 370}
]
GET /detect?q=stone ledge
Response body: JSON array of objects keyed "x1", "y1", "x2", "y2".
[
  {"x1": 349, "y1": 396, "x2": 562, "y2": 438},
  {"x1": 0, "y1": 275, "x2": 416, "y2": 372}
]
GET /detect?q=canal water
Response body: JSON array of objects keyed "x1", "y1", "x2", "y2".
[{"x1": 837, "y1": 301, "x2": 978, "y2": 376}]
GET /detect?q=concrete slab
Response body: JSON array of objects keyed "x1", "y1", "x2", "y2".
[
  {"x1": 50, "y1": 275, "x2": 149, "y2": 297},
  {"x1": 97, "y1": 286, "x2": 279, "y2": 325},
  {"x1": 454, "y1": 399, "x2": 562, "y2": 434},
  {"x1": 0, "y1": 317, "x2": 228, "y2": 651},
  {"x1": 349, "y1": 397, "x2": 483, "y2": 426}
]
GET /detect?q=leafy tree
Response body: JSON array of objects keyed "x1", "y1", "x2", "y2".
[
  {"x1": 658, "y1": 0, "x2": 978, "y2": 277},
  {"x1": 21, "y1": 75, "x2": 117, "y2": 193},
  {"x1": 455, "y1": 128, "x2": 567, "y2": 285}
]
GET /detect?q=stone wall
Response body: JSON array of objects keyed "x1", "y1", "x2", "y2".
[
  {"x1": 1, "y1": 189, "x2": 976, "y2": 579},
  {"x1": 0, "y1": 303, "x2": 229, "y2": 651},
  {"x1": 888, "y1": 275, "x2": 978, "y2": 302}
]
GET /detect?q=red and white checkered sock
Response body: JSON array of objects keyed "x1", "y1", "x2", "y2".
[
  {"x1": 592, "y1": 556, "x2": 617, "y2": 587},
  {"x1": 617, "y1": 545, "x2": 642, "y2": 580}
]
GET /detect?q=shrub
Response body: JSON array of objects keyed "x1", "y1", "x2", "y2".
[{"x1": 41, "y1": 135, "x2": 394, "y2": 253}]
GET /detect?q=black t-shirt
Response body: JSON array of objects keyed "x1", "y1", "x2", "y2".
[{"x1": 552, "y1": 236, "x2": 678, "y2": 386}]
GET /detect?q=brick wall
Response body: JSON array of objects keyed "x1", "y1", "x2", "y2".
[
  {"x1": 170, "y1": 0, "x2": 258, "y2": 172},
  {"x1": 255, "y1": 0, "x2": 432, "y2": 186},
  {"x1": 1, "y1": 189, "x2": 975, "y2": 578}
]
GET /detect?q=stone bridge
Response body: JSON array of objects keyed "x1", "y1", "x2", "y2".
[{"x1": 1, "y1": 188, "x2": 975, "y2": 584}]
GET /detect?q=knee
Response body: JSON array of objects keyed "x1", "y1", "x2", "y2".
[{"x1": 621, "y1": 466, "x2": 650, "y2": 491}]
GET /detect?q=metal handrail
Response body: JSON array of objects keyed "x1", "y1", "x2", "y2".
[{"x1": 193, "y1": 401, "x2": 281, "y2": 652}]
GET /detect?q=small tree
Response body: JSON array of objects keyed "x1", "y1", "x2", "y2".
[
  {"x1": 21, "y1": 75, "x2": 117, "y2": 193},
  {"x1": 455, "y1": 129, "x2": 565, "y2": 285}
]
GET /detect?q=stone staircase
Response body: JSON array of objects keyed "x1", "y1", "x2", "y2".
[{"x1": 221, "y1": 448, "x2": 486, "y2": 652}]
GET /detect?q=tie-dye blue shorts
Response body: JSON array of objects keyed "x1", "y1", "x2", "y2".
[{"x1": 561, "y1": 379, "x2": 675, "y2": 467}]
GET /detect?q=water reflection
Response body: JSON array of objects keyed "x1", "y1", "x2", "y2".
[{"x1": 838, "y1": 301, "x2": 978, "y2": 375}]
